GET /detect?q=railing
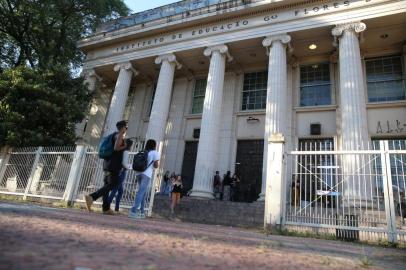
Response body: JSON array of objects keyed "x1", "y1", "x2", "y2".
[
  {"x1": 1, "y1": 140, "x2": 405, "y2": 244},
  {"x1": 284, "y1": 140, "x2": 406, "y2": 244},
  {"x1": 0, "y1": 141, "x2": 158, "y2": 216}
]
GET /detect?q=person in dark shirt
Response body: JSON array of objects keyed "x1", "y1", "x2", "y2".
[
  {"x1": 84, "y1": 120, "x2": 127, "y2": 215},
  {"x1": 171, "y1": 175, "x2": 183, "y2": 214},
  {"x1": 222, "y1": 171, "x2": 232, "y2": 201}
]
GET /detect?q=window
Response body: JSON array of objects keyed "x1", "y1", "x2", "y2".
[
  {"x1": 148, "y1": 84, "x2": 157, "y2": 116},
  {"x1": 366, "y1": 55, "x2": 406, "y2": 102},
  {"x1": 300, "y1": 63, "x2": 331, "y2": 106},
  {"x1": 191, "y1": 79, "x2": 207, "y2": 114},
  {"x1": 241, "y1": 71, "x2": 267, "y2": 111}
]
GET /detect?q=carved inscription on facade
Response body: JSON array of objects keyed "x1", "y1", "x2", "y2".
[{"x1": 376, "y1": 120, "x2": 406, "y2": 134}]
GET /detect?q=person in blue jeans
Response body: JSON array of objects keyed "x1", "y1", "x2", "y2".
[
  {"x1": 108, "y1": 139, "x2": 133, "y2": 212},
  {"x1": 129, "y1": 139, "x2": 160, "y2": 219}
]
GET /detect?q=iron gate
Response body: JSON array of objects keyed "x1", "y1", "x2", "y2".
[{"x1": 285, "y1": 140, "x2": 406, "y2": 244}]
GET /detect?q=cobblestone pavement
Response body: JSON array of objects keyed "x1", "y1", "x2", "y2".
[{"x1": 0, "y1": 201, "x2": 405, "y2": 270}]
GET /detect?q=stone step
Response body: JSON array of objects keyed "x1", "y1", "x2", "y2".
[{"x1": 152, "y1": 195, "x2": 265, "y2": 228}]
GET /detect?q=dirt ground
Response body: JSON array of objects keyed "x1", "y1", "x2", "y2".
[{"x1": 0, "y1": 201, "x2": 405, "y2": 270}]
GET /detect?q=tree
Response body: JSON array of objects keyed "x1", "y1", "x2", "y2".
[
  {"x1": 0, "y1": 66, "x2": 92, "y2": 146},
  {"x1": 0, "y1": 1, "x2": 129, "y2": 147},
  {"x1": 0, "y1": 0, "x2": 129, "y2": 70}
]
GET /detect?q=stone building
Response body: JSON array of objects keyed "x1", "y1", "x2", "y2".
[{"x1": 77, "y1": 0, "x2": 406, "y2": 203}]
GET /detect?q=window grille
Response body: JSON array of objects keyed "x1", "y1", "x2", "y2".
[
  {"x1": 241, "y1": 71, "x2": 267, "y2": 111},
  {"x1": 366, "y1": 55, "x2": 405, "y2": 102},
  {"x1": 299, "y1": 63, "x2": 331, "y2": 106}
]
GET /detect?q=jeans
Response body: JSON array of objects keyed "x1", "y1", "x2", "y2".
[
  {"x1": 131, "y1": 174, "x2": 150, "y2": 214},
  {"x1": 107, "y1": 169, "x2": 126, "y2": 211},
  {"x1": 90, "y1": 171, "x2": 119, "y2": 211}
]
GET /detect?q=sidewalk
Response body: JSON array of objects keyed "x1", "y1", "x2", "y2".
[{"x1": 0, "y1": 201, "x2": 405, "y2": 270}]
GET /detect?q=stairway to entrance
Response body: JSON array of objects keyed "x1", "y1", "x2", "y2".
[{"x1": 152, "y1": 195, "x2": 265, "y2": 228}]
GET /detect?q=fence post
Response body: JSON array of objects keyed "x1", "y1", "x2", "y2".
[
  {"x1": 63, "y1": 145, "x2": 87, "y2": 205},
  {"x1": 23, "y1": 147, "x2": 43, "y2": 200},
  {"x1": 0, "y1": 146, "x2": 11, "y2": 184},
  {"x1": 380, "y1": 140, "x2": 398, "y2": 244},
  {"x1": 264, "y1": 133, "x2": 285, "y2": 231}
]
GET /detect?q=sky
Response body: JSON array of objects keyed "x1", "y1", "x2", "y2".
[{"x1": 124, "y1": 0, "x2": 180, "y2": 13}]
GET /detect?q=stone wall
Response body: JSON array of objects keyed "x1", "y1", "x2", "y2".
[{"x1": 152, "y1": 195, "x2": 264, "y2": 228}]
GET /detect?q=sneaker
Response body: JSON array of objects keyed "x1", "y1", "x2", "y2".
[
  {"x1": 139, "y1": 213, "x2": 146, "y2": 219},
  {"x1": 84, "y1": 195, "x2": 93, "y2": 212},
  {"x1": 128, "y1": 210, "x2": 143, "y2": 219},
  {"x1": 103, "y1": 209, "x2": 115, "y2": 215}
]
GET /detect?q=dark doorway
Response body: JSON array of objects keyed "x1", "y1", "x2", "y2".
[
  {"x1": 181, "y1": 141, "x2": 198, "y2": 194},
  {"x1": 235, "y1": 140, "x2": 264, "y2": 202}
]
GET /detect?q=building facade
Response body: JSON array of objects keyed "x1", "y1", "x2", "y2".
[{"x1": 77, "y1": 0, "x2": 406, "y2": 202}]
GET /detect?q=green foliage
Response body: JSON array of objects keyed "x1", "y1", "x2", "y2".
[
  {"x1": 0, "y1": 0, "x2": 129, "y2": 70},
  {"x1": 0, "y1": 66, "x2": 92, "y2": 146},
  {"x1": 0, "y1": 0, "x2": 129, "y2": 147}
]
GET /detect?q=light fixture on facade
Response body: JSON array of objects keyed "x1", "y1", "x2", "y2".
[
  {"x1": 380, "y1": 34, "x2": 388, "y2": 39},
  {"x1": 312, "y1": 64, "x2": 319, "y2": 69},
  {"x1": 247, "y1": 116, "x2": 260, "y2": 123},
  {"x1": 308, "y1": 43, "x2": 317, "y2": 50}
]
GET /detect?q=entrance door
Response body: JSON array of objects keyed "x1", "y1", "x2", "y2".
[
  {"x1": 235, "y1": 140, "x2": 264, "y2": 202},
  {"x1": 181, "y1": 141, "x2": 198, "y2": 193}
]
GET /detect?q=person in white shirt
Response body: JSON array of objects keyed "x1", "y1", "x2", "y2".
[
  {"x1": 129, "y1": 139, "x2": 160, "y2": 219},
  {"x1": 107, "y1": 139, "x2": 133, "y2": 212}
]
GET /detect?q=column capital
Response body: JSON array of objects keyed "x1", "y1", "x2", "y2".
[
  {"x1": 332, "y1": 21, "x2": 366, "y2": 37},
  {"x1": 113, "y1": 62, "x2": 139, "y2": 76},
  {"x1": 262, "y1": 34, "x2": 293, "y2": 55},
  {"x1": 262, "y1": 34, "x2": 291, "y2": 47},
  {"x1": 204, "y1": 44, "x2": 233, "y2": 62},
  {"x1": 155, "y1": 53, "x2": 182, "y2": 69}
]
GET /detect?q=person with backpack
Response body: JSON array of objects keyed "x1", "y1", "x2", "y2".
[
  {"x1": 128, "y1": 139, "x2": 160, "y2": 219},
  {"x1": 107, "y1": 138, "x2": 133, "y2": 212},
  {"x1": 84, "y1": 120, "x2": 127, "y2": 215}
]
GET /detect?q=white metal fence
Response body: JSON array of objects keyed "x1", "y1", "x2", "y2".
[
  {"x1": 0, "y1": 141, "x2": 159, "y2": 216},
  {"x1": 284, "y1": 140, "x2": 406, "y2": 244},
  {"x1": 1, "y1": 140, "x2": 405, "y2": 244}
]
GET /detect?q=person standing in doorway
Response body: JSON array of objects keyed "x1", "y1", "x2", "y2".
[
  {"x1": 222, "y1": 171, "x2": 232, "y2": 201},
  {"x1": 107, "y1": 139, "x2": 133, "y2": 212},
  {"x1": 84, "y1": 120, "x2": 127, "y2": 214},
  {"x1": 213, "y1": 171, "x2": 221, "y2": 200},
  {"x1": 129, "y1": 139, "x2": 160, "y2": 219}
]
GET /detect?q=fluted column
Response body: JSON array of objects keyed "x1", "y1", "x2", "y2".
[
  {"x1": 76, "y1": 69, "x2": 102, "y2": 139},
  {"x1": 258, "y1": 34, "x2": 291, "y2": 201},
  {"x1": 332, "y1": 22, "x2": 371, "y2": 203},
  {"x1": 104, "y1": 62, "x2": 137, "y2": 135},
  {"x1": 190, "y1": 45, "x2": 233, "y2": 199},
  {"x1": 146, "y1": 53, "x2": 181, "y2": 149}
]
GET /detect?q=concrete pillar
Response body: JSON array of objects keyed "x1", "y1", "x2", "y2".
[
  {"x1": 190, "y1": 45, "x2": 233, "y2": 199},
  {"x1": 332, "y1": 22, "x2": 371, "y2": 203},
  {"x1": 104, "y1": 62, "x2": 137, "y2": 135},
  {"x1": 259, "y1": 34, "x2": 291, "y2": 201},
  {"x1": 146, "y1": 53, "x2": 181, "y2": 150},
  {"x1": 264, "y1": 134, "x2": 285, "y2": 229}
]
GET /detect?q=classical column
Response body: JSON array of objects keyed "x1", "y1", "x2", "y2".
[
  {"x1": 190, "y1": 45, "x2": 233, "y2": 199},
  {"x1": 103, "y1": 62, "x2": 137, "y2": 135},
  {"x1": 258, "y1": 34, "x2": 291, "y2": 201},
  {"x1": 146, "y1": 53, "x2": 181, "y2": 149},
  {"x1": 332, "y1": 22, "x2": 369, "y2": 149},
  {"x1": 332, "y1": 22, "x2": 371, "y2": 203},
  {"x1": 76, "y1": 69, "x2": 102, "y2": 139}
]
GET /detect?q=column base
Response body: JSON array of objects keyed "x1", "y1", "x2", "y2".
[
  {"x1": 189, "y1": 189, "x2": 214, "y2": 199},
  {"x1": 257, "y1": 192, "x2": 265, "y2": 202}
]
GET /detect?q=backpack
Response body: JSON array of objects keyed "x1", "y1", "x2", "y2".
[
  {"x1": 98, "y1": 132, "x2": 116, "y2": 159},
  {"x1": 132, "y1": 150, "x2": 153, "y2": 172}
]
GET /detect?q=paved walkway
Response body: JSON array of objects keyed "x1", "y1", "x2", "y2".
[{"x1": 0, "y1": 201, "x2": 405, "y2": 270}]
